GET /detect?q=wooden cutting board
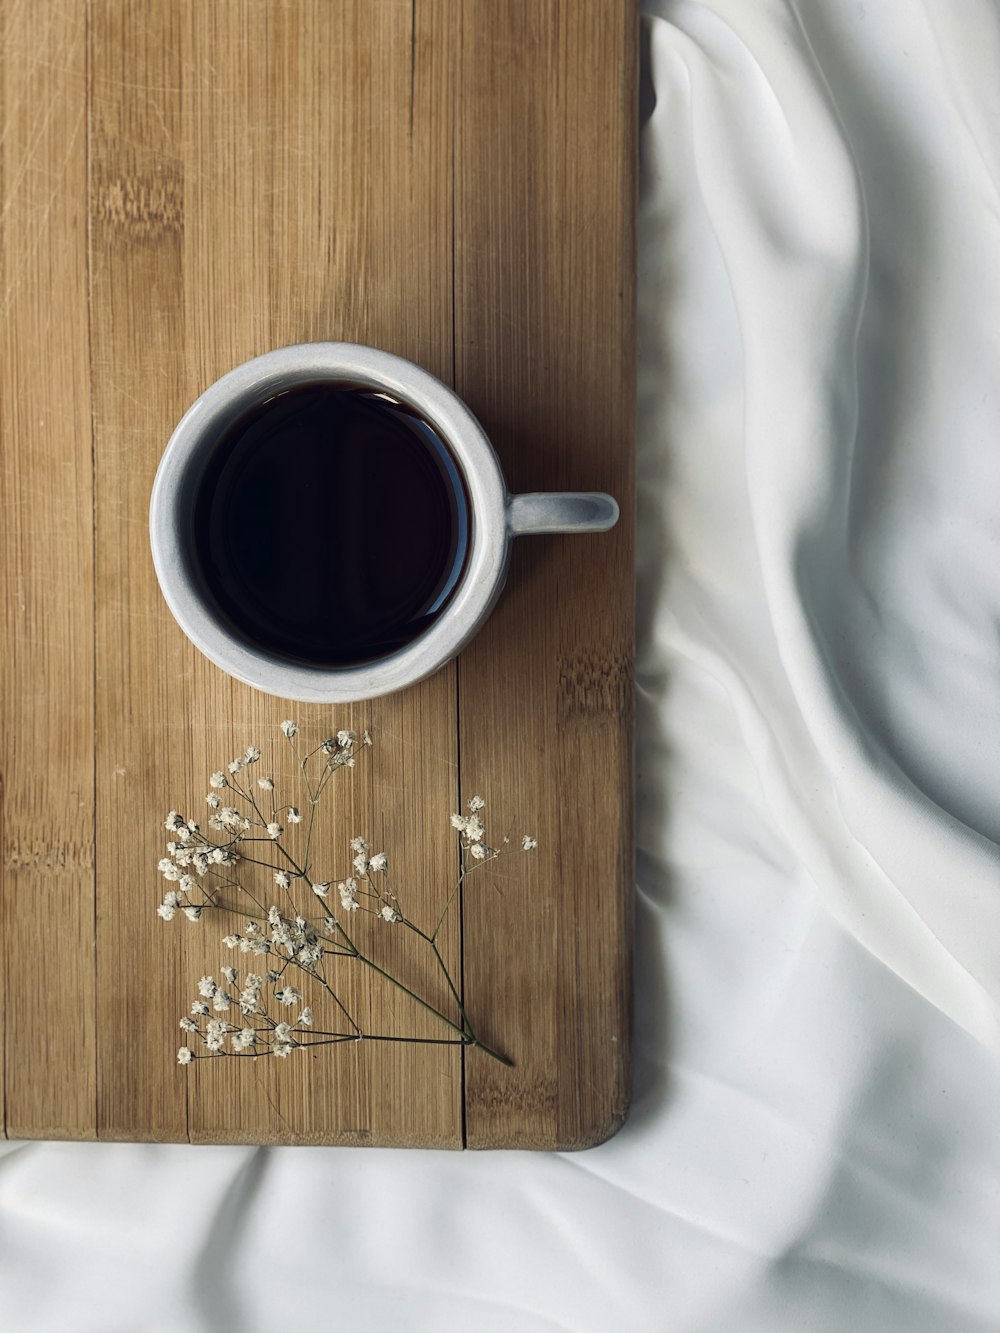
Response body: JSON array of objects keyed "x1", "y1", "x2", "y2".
[{"x1": 0, "y1": 0, "x2": 636, "y2": 1148}]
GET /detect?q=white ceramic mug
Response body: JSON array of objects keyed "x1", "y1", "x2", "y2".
[{"x1": 150, "y1": 342, "x2": 619, "y2": 703}]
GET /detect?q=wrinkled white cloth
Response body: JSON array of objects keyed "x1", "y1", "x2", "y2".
[{"x1": 2, "y1": 3, "x2": 999, "y2": 1330}]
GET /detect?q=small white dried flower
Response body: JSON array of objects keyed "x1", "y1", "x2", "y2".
[
  {"x1": 157, "y1": 903, "x2": 176, "y2": 921},
  {"x1": 164, "y1": 811, "x2": 184, "y2": 831},
  {"x1": 311, "y1": 882, "x2": 331, "y2": 899},
  {"x1": 298, "y1": 1007, "x2": 313, "y2": 1027},
  {"x1": 266, "y1": 822, "x2": 283, "y2": 840},
  {"x1": 467, "y1": 795, "x2": 485, "y2": 812},
  {"x1": 349, "y1": 836, "x2": 369, "y2": 854},
  {"x1": 297, "y1": 944, "x2": 322, "y2": 969},
  {"x1": 470, "y1": 843, "x2": 488, "y2": 861},
  {"x1": 274, "y1": 1022, "x2": 292, "y2": 1042},
  {"x1": 232, "y1": 1027, "x2": 256, "y2": 1051},
  {"x1": 209, "y1": 771, "x2": 227, "y2": 788},
  {"x1": 280, "y1": 720, "x2": 298, "y2": 739},
  {"x1": 191, "y1": 1001, "x2": 210, "y2": 1017},
  {"x1": 272, "y1": 1042, "x2": 293, "y2": 1058},
  {"x1": 179, "y1": 874, "x2": 195, "y2": 892},
  {"x1": 368, "y1": 852, "x2": 387, "y2": 873},
  {"x1": 336, "y1": 730, "x2": 354, "y2": 748},
  {"x1": 197, "y1": 976, "x2": 216, "y2": 998},
  {"x1": 380, "y1": 904, "x2": 402, "y2": 923},
  {"x1": 212, "y1": 990, "x2": 232, "y2": 1012},
  {"x1": 182, "y1": 905, "x2": 203, "y2": 922},
  {"x1": 162, "y1": 890, "x2": 181, "y2": 908},
  {"x1": 221, "y1": 966, "x2": 238, "y2": 984},
  {"x1": 450, "y1": 813, "x2": 468, "y2": 832},
  {"x1": 179, "y1": 1017, "x2": 198, "y2": 1033},
  {"x1": 205, "y1": 792, "x2": 221, "y2": 808},
  {"x1": 162, "y1": 863, "x2": 181, "y2": 882},
  {"x1": 205, "y1": 1019, "x2": 227, "y2": 1051},
  {"x1": 257, "y1": 776, "x2": 274, "y2": 792},
  {"x1": 266, "y1": 969, "x2": 281, "y2": 983},
  {"x1": 228, "y1": 759, "x2": 243, "y2": 774},
  {"x1": 244, "y1": 746, "x2": 260, "y2": 763},
  {"x1": 177, "y1": 1047, "x2": 193, "y2": 1065},
  {"x1": 274, "y1": 871, "x2": 291, "y2": 890},
  {"x1": 362, "y1": 729, "x2": 373, "y2": 745},
  {"x1": 222, "y1": 935, "x2": 240, "y2": 949},
  {"x1": 287, "y1": 807, "x2": 302, "y2": 823},
  {"x1": 275, "y1": 987, "x2": 302, "y2": 1007},
  {"x1": 157, "y1": 857, "x2": 173, "y2": 873},
  {"x1": 521, "y1": 835, "x2": 537, "y2": 851},
  {"x1": 352, "y1": 854, "x2": 367, "y2": 875}
]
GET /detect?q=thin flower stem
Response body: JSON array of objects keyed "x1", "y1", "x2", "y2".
[
  {"x1": 228, "y1": 778, "x2": 310, "y2": 880},
  {"x1": 401, "y1": 918, "x2": 431, "y2": 943},
  {"x1": 225, "y1": 775, "x2": 268, "y2": 826},
  {"x1": 430, "y1": 845, "x2": 520, "y2": 941},
  {"x1": 431, "y1": 878, "x2": 463, "y2": 943},
  {"x1": 297, "y1": 750, "x2": 316, "y2": 803},
  {"x1": 302, "y1": 797, "x2": 319, "y2": 879},
  {"x1": 314, "y1": 973, "x2": 361, "y2": 1036},
  {"x1": 399, "y1": 918, "x2": 470, "y2": 1033},
  {"x1": 430, "y1": 939, "x2": 471, "y2": 1033},
  {"x1": 226, "y1": 851, "x2": 290, "y2": 876},
  {"x1": 298, "y1": 1034, "x2": 470, "y2": 1048},
  {"x1": 272, "y1": 840, "x2": 309, "y2": 879},
  {"x1": 430, "y1": 857, "x2": 483, "y2": 942},
  {"x1": 354, "y1": 954, "x2": 471, "y2": 1043},
  {"x1": 238, "y1": 776, "x2": 272, "y2": 827},
  {"x1": 328, "y1": 919, "x2": 359, "y2": 954},
  {"x1": 313, "y1": 755, "x2": 347, "y2": 803},
  {"x1": 291, "y1": 1036, "x2": 355, "y2": 1049},
  {"x1": 205, "y1": 872, "x2": 265, "y2": 913}
]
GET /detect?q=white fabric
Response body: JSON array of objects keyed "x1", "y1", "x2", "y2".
[{"x1": 2, "y1": 3, "x2": 999, "y2": 1329}]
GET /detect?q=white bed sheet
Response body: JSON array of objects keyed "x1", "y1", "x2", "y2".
[{"x1": 2, "y1": 3, "x2": 999, "y2": 1330}]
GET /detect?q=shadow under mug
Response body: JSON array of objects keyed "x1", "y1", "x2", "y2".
[{"x1": 149, "y1": 342, "x2": 619, "y2": 703}]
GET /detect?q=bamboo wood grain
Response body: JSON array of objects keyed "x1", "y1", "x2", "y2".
[
  {"x1": 455, "y1": 0, "x2": 636, "y2": 1149},
  {"x1": 1, "y1": 0, "x2": 96, "y2": 1140},
  {"x1": 1, "y1": 0, "x2": 635, "y2": 1147}
]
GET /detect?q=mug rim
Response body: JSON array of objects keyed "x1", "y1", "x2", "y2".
[{"x1": 149, "y1": 342, "x2": 509, "y2": 702}]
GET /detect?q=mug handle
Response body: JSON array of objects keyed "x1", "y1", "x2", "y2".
[{"x1": 506, "y1": 492, "x2": 620, "y2": 536}]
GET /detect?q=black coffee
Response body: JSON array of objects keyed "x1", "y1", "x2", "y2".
[{"x1": 188, "y1": 383, "x2": 470, "y2": 667}]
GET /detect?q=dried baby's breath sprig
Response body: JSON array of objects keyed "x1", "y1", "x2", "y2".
[{"x1": 160, "y1": 723, "x2": 537, "y2": 1069}]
